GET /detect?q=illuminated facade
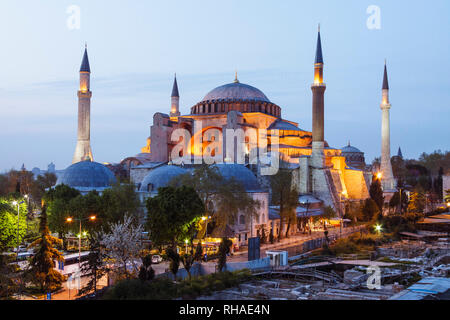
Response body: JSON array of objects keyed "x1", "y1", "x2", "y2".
[{"x1": 128, "y1": 28, "x2": 371, "y2": 217}]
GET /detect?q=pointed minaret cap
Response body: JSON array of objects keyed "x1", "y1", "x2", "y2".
[
  {"x1": 382, "y1": 60, "x2": 389, "y2": 90},
  {"x1": 315, "y1": 24, "x2": 324, "y2": 64},
  {"x1": 397, "y1": 147, "x2": 403, "y2": 158},
  {"x1": 171, "y1": 73, "x2": 179, "y2": 97},
  {"x1": 80, "y1": 44, "x2": 91, "y2": 73}
]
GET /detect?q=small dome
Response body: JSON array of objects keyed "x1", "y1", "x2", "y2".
[
  {"x1": 139, "y1": 165, "x2": 187, "y2": 192},
  {"x1": 341, "y1": 144, "x2": 363, "y2": 154},
  {"x1": 213, "y1": 163, "x2": 261, "y2": 191},
  {"x1": 202, "y1": 82, "x2": 270, "y2": 103},
  {"x1": 56, "y1": 160, "x2": 116, "y2": 189}
]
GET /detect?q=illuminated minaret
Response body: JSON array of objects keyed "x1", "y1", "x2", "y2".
[
  {"x1": 170, "y1": 74, "x2": 180, "y2": 117},
  {"x1": 72, "y1": 45, "x2": 93, "y2": 163},
  {"x1": 380, "y1": 61, "x2": 395, "y2": 190},
  {"x1": 311, "y1": 25, "x2": 326, "y2": 168}
]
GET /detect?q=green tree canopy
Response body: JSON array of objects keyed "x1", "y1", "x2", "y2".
[
  {"x1": 146, "y1": 186, "x2": 204, "y2": 247},
  {"x1": 270, "y1": 168, "x2": 299, "y2": 239},
  {"x1": 169, "y1": 165, "x2": 260, "y2": 234}
]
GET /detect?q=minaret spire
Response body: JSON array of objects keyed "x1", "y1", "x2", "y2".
[
  {"x1": 311, "y1": 25, "x2": 326, "y2": 168},
  {"x1": 382, "y1": 60, "x2": 389, "y2": 90},
  {"x1": 234, "y1": 70, "x2": 239, "y2": 83},
  {"x1": 80, "y1": 45, "x2": 91, "y2": 73},
  {"x1": 170, "y1": 73, "x2": 180, "y2": 117},
  {"x1": 73, "y1": 45, "x2": 93, "y2": 163},
  {"x1": 315, "y1": 25, "x2": 324, "y2": 64},
  {"x1": 380, "y1": 61, "x2": 395, "y2": 190},
  {"x1": 171, "y1": 73, "x2": 179, "y2": 97}
]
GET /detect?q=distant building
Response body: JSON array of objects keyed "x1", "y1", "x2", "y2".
[{"x1": 443, "y1": 172, "x2": 450, "y2": 201}]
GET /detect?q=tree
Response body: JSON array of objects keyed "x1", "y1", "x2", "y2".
[
  {"x1": 0, "y1": 199, "x2": 27, "y2": 249},
  {"x1": 146, "y1": 186, "x2": 204, "y2": 247},
  {"x1": 45, "y1": 184, "x2": 81, "y2": 247},
  {"x1": 369, "y1": 176, "x2": 384, "y2": 212},
  {"x1": 344, "y1": 200, "x2": 363, "y2": 223},
  {"x1": 362, "y1": 199, "x2": 380, "y2": 222},
  {"x1": 217, "y1": 238, "x2": 232, "y2": 272},
  {"x1": 30, "y1": 173, "x2": 57, "y2": 205},
  {"x1": 269, "y1": 228, "x2": 274, "y2": 244},
  {"x1": 270, "y1": 168, "x2": 299, "y2": 239},
  {"x1": 100, "y1": 183, "x2": 141, "y2": 225},
  {"x1": 407, "y1": 191, "x2": 426, "y2": 214},
  {"x1": 166, "y1": 247, "x2": 180, "y2": 280},
  {"x1": 100, "y1": 214, "x2": 144, "y2": 279},
  {"x1": 0, "y1": 253, "x2": 20, "y2": 298},
  {"x1": 138, "y1": 254, "x2": 155, "y2": 282},
  {"x1": 77, "y1": 231, "x2": 109, "y2": 296},
  {"x1": 323, "y1": 206, "x2": 337, "y2": 220},
  {"x1": 27, "y1": 205, "x2": 65, "y2": 293},
  {"x1": 180, "y1": 252, "x2": 195, "y2": 280},
  {"x1": 170, "y1": 165, "x2": 260, "y2": 235},
  {"x1": 194, "y1": 242, "x2": 203, "y2": 262}
]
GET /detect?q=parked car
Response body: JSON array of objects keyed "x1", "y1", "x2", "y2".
[{"x1": 151, "y1": 255, "x2": 163, "y2": 264}]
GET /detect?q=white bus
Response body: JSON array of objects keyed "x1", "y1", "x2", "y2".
[{"x1": 55, "y1": 252, "x2": 90, "y2": 276}]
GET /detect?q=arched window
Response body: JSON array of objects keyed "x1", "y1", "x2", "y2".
[
  {"x1": 239, "y1": 215, "x2": 245, "y2": 225},
  {"x1": 147, "y1": 183, "x2": 153, "y2": 192}
]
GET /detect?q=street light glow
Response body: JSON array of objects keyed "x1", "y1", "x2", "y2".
[
  {"x1": 66, "y1": 217, "x2": 73, "y2": 222},
  {"x1": 89, "y1": 215, "x2": 96, "y2": 221},
  {"x1": 375, "y1": 224, "x2": 382, "y2": 233},
  {"x1": 376, "y1": 172, "x2": 382, "y2": 180},
  {"x1": 12, "y1": 201, "x2": 17, "y2": 206}
]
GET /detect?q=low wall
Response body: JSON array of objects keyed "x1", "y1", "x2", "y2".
[{"x1": 224, "y1": 257, "x2": 270, "y2": 272}]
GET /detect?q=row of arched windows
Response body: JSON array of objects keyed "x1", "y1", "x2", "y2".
[{"x1": 191, "y1": 101, "x2": 281, "y2": 117}]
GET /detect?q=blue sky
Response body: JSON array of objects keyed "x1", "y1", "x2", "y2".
[{"x1": 0, "y1": 0, "x2": 449, "y2": 171}]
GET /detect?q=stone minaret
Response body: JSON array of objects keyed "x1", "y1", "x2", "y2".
[
  {"x1": 72, "y1": 45, "x2": 93, "y2": 164},
  {"x1": 311, "y1": 26, "x2": 326, "y2": 168},
  {"x1": 170, "y1": 74, "x2": 180, "y2": 117},
  {"x1": 380, "y1": 61, "x2": 395, "y2": 190}
]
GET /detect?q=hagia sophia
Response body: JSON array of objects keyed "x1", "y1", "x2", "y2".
[{"x1": 51, "y1": 28, "x2": 399, "y2": 247}]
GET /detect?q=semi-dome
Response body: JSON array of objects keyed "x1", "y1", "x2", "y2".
[
  {"x1": 139, "y1": 165, "x2": 187, "y2": 192},
  {"x1": 213, "y1": 163, "x2": 262, "y2": 191},
  {"x1": 56, "y1": 160, "x2": 116, "y2": 190},
  {"x1": 202, "y1": 82, "x2": 270, "y2": 103}
]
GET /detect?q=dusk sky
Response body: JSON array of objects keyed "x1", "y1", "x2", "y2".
[{"x1": 0, "y1": 0, "x2": 449, "y2": 172}]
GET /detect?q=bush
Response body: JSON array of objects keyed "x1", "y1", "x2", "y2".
[{"x1": 102, "y1": 269, "x2": 252, "y2": 300}]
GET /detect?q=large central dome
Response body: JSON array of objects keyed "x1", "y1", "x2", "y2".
[
  {"x1": 202, "y1": 82, "x2": 270, "y2": 103},
  {"x1": 191, "y1": 78, "x2": 281, "y2": 118}
]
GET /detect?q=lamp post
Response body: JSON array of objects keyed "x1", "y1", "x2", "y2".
[{"x1": 66, "y1": 215, "x2": 96, "y2": 268}]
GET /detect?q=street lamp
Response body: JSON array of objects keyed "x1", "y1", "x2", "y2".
[
  {"x1": 12, "y1": 200, "x2": 25, "y2": 258},
  {"x1": 374, "y1": 224, "x2": 382, "y2": 234},
  {"x1": 184, "y1": 239, "x2": 189, "y2": 254},
  {"x1": 66, "y1": 215, "x2": 96, "y2": 268},
  {"x1": 376, "y1": 172, "x2": 382, "y2": 180}
]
